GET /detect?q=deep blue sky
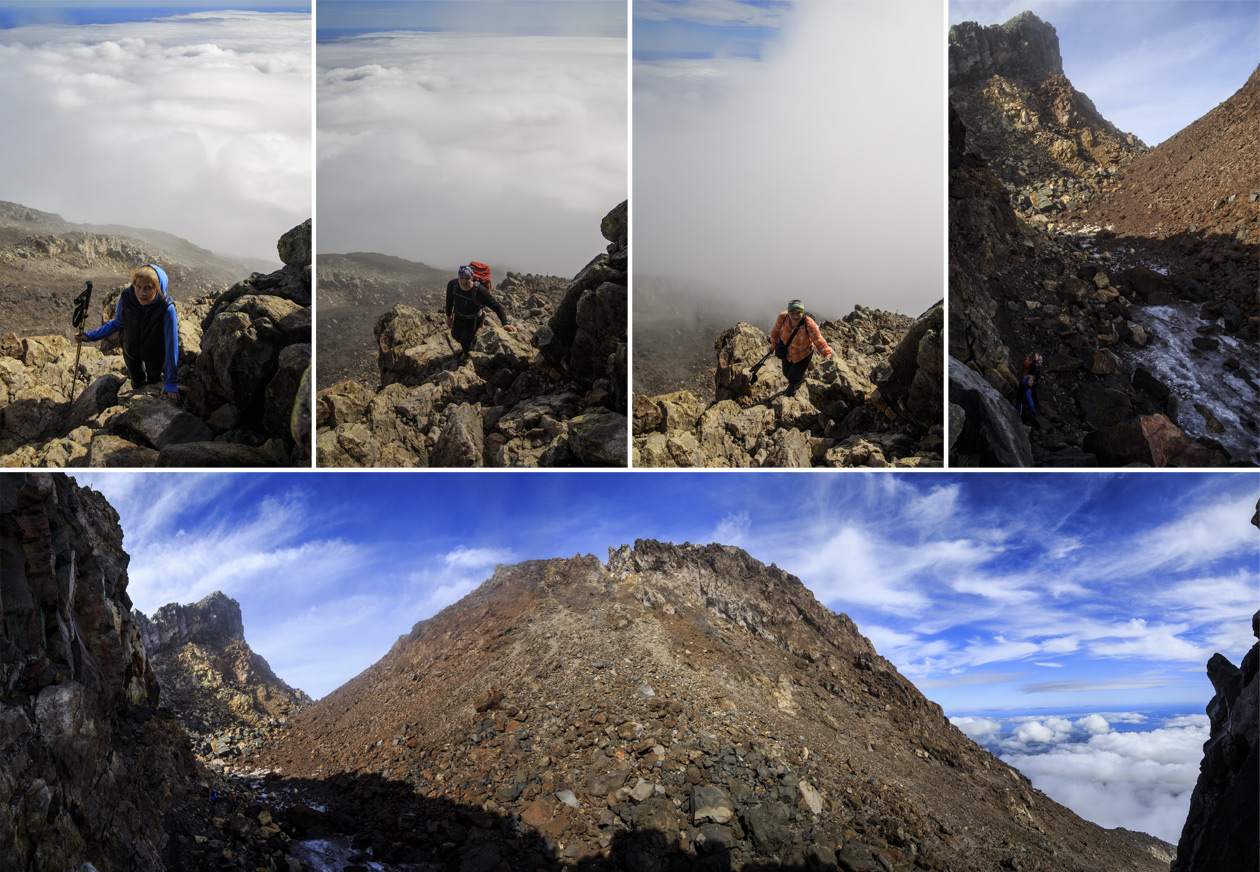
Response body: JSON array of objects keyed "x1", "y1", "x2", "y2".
[
  {"x1": 67, "y1": 471, "x2": 1258, "y2": 710},
  {"x1": 949, "y1": 0, "x2": 1260, "y2": 145}
]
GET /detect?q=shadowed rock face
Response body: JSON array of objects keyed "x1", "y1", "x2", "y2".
[
  {"x1": 0, "y1": 473, "x2": 195, "y2": 872},
  {"x1": 251, "y1": 539, "x2": 1170, "y2": 872},
  {"x1": 316, "y1": 201, "x2": 628, "y2": 468},
  {"x1": 1172, "y1": 506, "x2": 1260, "y2": 872}
]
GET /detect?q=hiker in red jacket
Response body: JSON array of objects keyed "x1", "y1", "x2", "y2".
[
  {"x1": 769, "y1": 300, "x2": 832, "y2": 396},
  {"x1": 445, "y1": 265, "x2": 515, "y2": 364}
]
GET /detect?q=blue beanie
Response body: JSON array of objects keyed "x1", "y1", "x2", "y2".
[{"x1": 458, "y1": 265, "x2": 474, "y2": 279}]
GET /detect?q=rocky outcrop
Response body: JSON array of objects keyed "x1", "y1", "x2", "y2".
[
  {"x1": 949, "y1": 12, "x2": 1145, "y2": 192},
  {"x1": 316, "y1": 201, "x2": 627, "y2": 467},
  {"x1": 948, "y1": 46, "x2": 1249, "y2": 466},
  {"x1": 0, "y1": 473, "x2": 195, "y2": 872},
  {"x1": 252, "y1": 539, "x2": 1168, "y2": 872},
  {"x1": 133, "y1": 592, "x2": 312, "y2": 768},
  {"x1": 0, "y1": 220, "x2": 313, "y2": 468},
  {"x1": 1172, "y1": 603, "x2": 1259, "y2": 872},
  {"x1": 633, "y1": 303, "x2": 944, "y2": 467}
]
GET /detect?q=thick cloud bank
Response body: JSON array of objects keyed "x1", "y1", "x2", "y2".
[
  {"x1": 952, "y1": 712, "x2": 1208, "y2": 843},
  {"x1": 317, "y1": 30, "x2": 627, "y2": 274},
  {"x1": 635, "y1": 1, "x2": 943, "y2": 321},
  {"x1": 0, "y1": 11, "x2": 311, "y2": 264}
]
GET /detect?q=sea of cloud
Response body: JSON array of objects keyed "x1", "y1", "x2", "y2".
[
  {"x1": 634, "y1": 1, "x2": 943, "y2": 323},
  {"x1": 0, "y1": 10, "x2": 310, "y2": 263},
  {"x1": 317, "y1": 30, "x2": 626, "y2": 275},
  {"x1": 951, "y1": 711, "x2": 1209, "y2": 844}
]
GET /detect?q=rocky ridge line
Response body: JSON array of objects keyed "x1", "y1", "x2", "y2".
[{"x1": 248, "y1": 539, "x2": 1169, "y2": 871}]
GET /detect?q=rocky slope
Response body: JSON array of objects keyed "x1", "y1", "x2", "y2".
[
  {"x1": 317, "y1": 251, "x2": 453, "y2": 390},
  {"x1": 1, "y1": 219, "x2": 312, "y2": 468},
  {"x1": 948, "y1": 16, "x2": 1257, "y2": 467},
  {"x1": 316, "y1": 201, "x2": 627, "y2": 468},
  {"x1": 0, "y1": 200, "x2": 273, "y2": 343},
  {"x1": 248, "y1": 539, "x2": 1169, "y2": 872},
  {"x1": 134, "y1": 592, "x2": 312, "y2": 768},
  {"x1": 0, "y1": 473, "x2": 195, "y2": 871},
  {"x1": 634, "y1": 302, "x2": 944, "y2": 467}
]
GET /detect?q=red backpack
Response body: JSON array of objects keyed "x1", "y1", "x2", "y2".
[{"x1": 469, "y1": 261, "x2": 492, "y2": 293}]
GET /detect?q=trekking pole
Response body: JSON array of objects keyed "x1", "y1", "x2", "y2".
[
  {"x1": 67, "y1": 281, "x2": 92, "y2": 408},
  {"x1": 747, "y1": 348, "x2": 775, "y2": 385}
]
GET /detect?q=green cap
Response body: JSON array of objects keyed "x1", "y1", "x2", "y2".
[{"x1": 787, "y1": 300, "x2": 805, "y2": 312}]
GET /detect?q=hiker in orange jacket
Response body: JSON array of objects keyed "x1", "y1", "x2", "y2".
[{"x1": 769, "y1": 300, "x2": 832, "y2": 396}]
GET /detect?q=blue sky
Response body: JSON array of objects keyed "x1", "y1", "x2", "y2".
[
  {"x1": 317, "y1": 0, "x2": 625, "y2": 40},
  {"x1": 949, "y1": 0, "x2": 1260, "y2": 145},
  {"x1": 0, "y1": 4, "x2": 310, "y2": 262},
  {"x1": 64, "y1": 470, "x2": 1258, "y2": 841}
]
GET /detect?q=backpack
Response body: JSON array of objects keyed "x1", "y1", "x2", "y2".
[{"x1": 469, "y1": 261, "x2": 492, "y2": 293}]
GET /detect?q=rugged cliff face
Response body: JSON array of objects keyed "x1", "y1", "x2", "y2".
[
  {"x1": 133, "y1": 592, "x2": 312, "y2": 758},
  {"x1": 948, "y1": 14, "x2": 1256, "y2": 467},
  {"x1": 948, "y1": 12, "x2": 1145, "y2": 192},
  {"x1": 1171, "y1": 500, "x2": 1260, "y2": 872},
  {"x1": 634, "y1": 303, "x2": 944, "y2": 468},
  {"x1": 0, "y1": 473, "x2": 195, "y2": 872},
  {"x1": 316, "y1": 201, "x2": 628, "y2": 468},
  {"x1": 252, "y1": 540, "x2": 1168, "y2": 871},
  {"x1": 0, "y1": 219, "x2": 313, "y2": 468}
]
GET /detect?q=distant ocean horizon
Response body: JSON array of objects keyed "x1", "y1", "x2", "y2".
[{"x1": 0, "y1": 6, "x2": 308, "y2": 30}]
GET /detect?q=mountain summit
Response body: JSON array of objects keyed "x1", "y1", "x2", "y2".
[{"x1": 254, "y1": 540, "x2": 1169, "y2": 870}]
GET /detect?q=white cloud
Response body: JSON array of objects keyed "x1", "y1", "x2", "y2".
[
  {"x1": 317, "y1": 29, "x2": 626, "y2": 274},
  {"x1": 997, "y1": 716, "x2": 1209, "y2": 842},
  {"x1": 634, "y1": 1, "x2": 943, "y2": 322},
  {"x1": 0, "y1": 11, "x2": 311, "y2": 262},
  {"x1": 950, "y1": 715, "x2": 1002, "y2": 742},
  {"x1": 712, "y1": 510, "x2": 751, "y2": 546}
]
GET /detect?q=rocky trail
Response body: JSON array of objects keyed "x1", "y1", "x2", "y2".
[
  {"x1": 316, "y1": 201, "x2": 627, "y2": 468},
  {"x1": 634, "y1": 303, "x2": 945, "y2": 468},
  {"x1": 947, "y1": 13, "x2": 1257, "y2": 467},
  {"x1": 0, "y1": 218, "x2": 313, "y2": 467}
]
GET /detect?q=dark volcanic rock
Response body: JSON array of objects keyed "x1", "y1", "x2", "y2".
[
  {"x1": 0, "y1": 473, "x2": 196, "y2": 872},
  {"x1": 1172, "y1": 593, "x2": 1259, "y2": 872}
]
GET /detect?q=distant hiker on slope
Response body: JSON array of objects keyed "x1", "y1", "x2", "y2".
[
  {"x1": 769, "y1": 300, "x2": 832, "y2": 397},
  {"x1": 445, "y1": 264, "x2": 516, "y2": 364},
  {"x1": 1016, "y1": 373, "x2": 1040, "y2": 430},
  {"x1": 76, "y1": 263, "x2": 179, "y2": 400}
]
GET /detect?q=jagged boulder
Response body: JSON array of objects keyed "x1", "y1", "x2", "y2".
[
  {"x1": 1, "y1": 221, "x2": 313, "y2": 467},
  {"x1": 1082, "y1": 414, "x2": 1228, "y2": 467},
  {"x1": 317, "y1": 204, "x2": 628, "y2": 467},
  {"x1": 636, "y1": 305, "x2": 943, "y2": 468},
  {"x1": 948, "y1": 356, "x2": 1033, "y2": 467}
]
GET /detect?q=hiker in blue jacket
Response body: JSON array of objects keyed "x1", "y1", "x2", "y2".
[
  {"x1": 77, "y1": 263, "x2": 179, "y2": 399},
  {"x1": 1016, "y1": 373, "x2": 1040, "y2": 429}
]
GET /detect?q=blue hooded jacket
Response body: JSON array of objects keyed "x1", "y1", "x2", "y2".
[{"x1": 83, "y1": 264, "x2": 179, "y2": 392}]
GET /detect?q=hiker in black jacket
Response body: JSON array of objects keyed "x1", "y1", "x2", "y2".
[{"x1": 445, "y1": 265, "x2": 515, "y2": 363}]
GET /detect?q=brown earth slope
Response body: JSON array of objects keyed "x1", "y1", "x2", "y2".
[{"x1": 250, "y1": 540, "x2": 1170, "y2": 872}]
